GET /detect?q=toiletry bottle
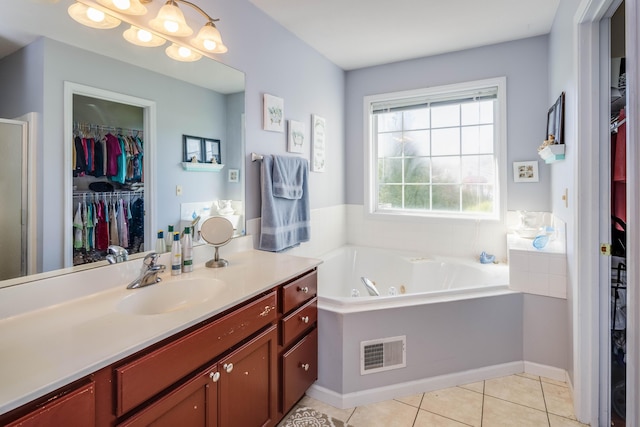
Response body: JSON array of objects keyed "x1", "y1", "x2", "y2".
[
  {"x1": 171, "y1": 232, "x2": 182, "y2": 276},
  {"x1": 165, "y1": 225, "x2": 174, "y2": 252},
  {"x1": 155, "y1": 230, "x2": 165, "y2": 254},
  {"x1": 182, "y1": 227, "x2": 193, "y2": 273}
]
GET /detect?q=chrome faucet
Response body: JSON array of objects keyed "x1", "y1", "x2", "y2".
[
  {"x1": 106, "y1": 245, "x2": 129, "y2": 264},
  {"x1": 360, "y1": 277, "x2": 381, "y2": 297},
  {"x1": 127, "y1": 252, "x2": 166, "y2": 289}
]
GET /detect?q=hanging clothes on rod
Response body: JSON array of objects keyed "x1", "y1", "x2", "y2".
[
  {"x1": 72, "y1": 189, "x2": 144, "y2": 266},
  {"x1": 72, "y1": 122, "x2": 144, "y2": 184}
]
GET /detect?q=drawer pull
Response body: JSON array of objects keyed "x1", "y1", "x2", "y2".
[
  {"x1": 210, "y1": 372, "x2": 220, "y2": 382},
  {"x1": 298, "y1": 286, "x2": 309, "y2": 293},
  {"x1": 259, "y1": 305, "x2": 274, "y2": 317},
  {"x1": 300, "y1": 363, "x2": 310, "y2": 371},
  {"x1": 224, "y1": 363, "x2": 234, "y2": 373},
  {"x1": 300, "y1": 316, "x2": 309, "y2": 324}
]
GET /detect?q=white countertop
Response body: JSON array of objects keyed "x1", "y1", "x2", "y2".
[{"x1": 0, "y1": 249, "x2": 321, "y2": 415}]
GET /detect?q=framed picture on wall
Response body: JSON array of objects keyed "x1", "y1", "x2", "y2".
[
  {"x1": 513, "y1": 161, "x2": 539, "y2": 183},
  {"x1": 183, "y1": 135, "x2": 203, "y2": 162},
  {"x1": 204, "y1": 138, "x2": 221, "y2": 164},
  {"x1": 287, "y1": 120, "x2": 305, "y2": 154},
  {"x1": 546, "y1": 92, "x2": 565, "y2": 144},
  {"x1": 263, "y1": 94, "x2": 284, "y2": 132},
  {"x1": 311, "y1": 114, "x2": 326, "y2": 172}
]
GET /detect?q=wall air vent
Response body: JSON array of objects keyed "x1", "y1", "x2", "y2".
[{"x1": 360, "y1": 335, "x2": 406, "y2": 375}]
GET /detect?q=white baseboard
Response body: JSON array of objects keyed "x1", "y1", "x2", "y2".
[
  {"x1": 523, "y1": 361, "x2": 568, "y2": 382},
  {"x1": 307, "y1": 361, "x2": 542, "y2": 409}
]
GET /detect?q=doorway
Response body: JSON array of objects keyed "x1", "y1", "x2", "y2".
[{"x1": 63, "y1": 82, "x2": 157, "y2": 268}]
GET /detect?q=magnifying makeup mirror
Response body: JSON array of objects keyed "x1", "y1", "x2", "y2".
[{"x1": 200, "y1": 217, "x2": 234, "y2": 268}]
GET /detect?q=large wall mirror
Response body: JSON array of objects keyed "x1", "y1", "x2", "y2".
[{"x1": 0, "y1": 0, "x2": 245, "y2": 287}]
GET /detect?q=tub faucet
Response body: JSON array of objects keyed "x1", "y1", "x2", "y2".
[
  {"x1": 360, "y1": 277, "x2": 381, "y2": 297},
  {"x1": 106, "y1": 245, "x2": 129, "y2": 264},
  {"x1": 127, "y1": 252, "x2": 166, "y2": 289}
]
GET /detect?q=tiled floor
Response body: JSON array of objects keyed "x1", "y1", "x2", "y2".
[{"x1": 296, "y1": 373, "x2": 591, "y2": 427}]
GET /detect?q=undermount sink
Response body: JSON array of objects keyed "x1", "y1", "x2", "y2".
[{"x1": 117, "y1": 277, "x2": 225, "y2": 315}]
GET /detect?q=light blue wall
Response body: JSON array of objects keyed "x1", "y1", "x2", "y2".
[
  {"x1": 547, "y1": 0, "x2": 582, "y2": 385},
  {"x1": 344, "y1": 35, "x2": 551, "y2": 212},
  {"x1": 209, "y1": 0, "x2": 346, "y2": 220}
]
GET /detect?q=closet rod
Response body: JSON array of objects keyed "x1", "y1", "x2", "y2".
[
  {"x1": 72, "y1": 189, "x2": 144, "y2": 198},
  {"x1": 73, "y1": 122, "x2": 143, "y2": 136}
]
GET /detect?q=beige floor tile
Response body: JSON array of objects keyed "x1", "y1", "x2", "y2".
[
  {"x1": 542, "y1": 382, "x2": 576, "y2": 420},
  {"x1": 420, "y1": 386, "x2": 483, "y2": 427},
  {"x1": 548, "y1": 413, "x2": 590, "y2": 427},
  {"x1": 485, "y1": 375, "x2": 546, "y2": 411},
  {"x1": 541, "y1": 376, "x2": 569, "y2": 388},
  {"x1": 518, "y1": 372, "x2": 541, "y2": 381},
  {"x1": 483, "y1": 395, "x2": 550, "y2": 427},
  {"x1": 459, "y1": 381, "x2": 484, "y2": 394},
  {"x1": 414, "y1": 409, "x2": 471, "y2": 427},
  {"x1": 298, "y1": 395, "x2": 355, "y2": 422},
  {"x1": 348, "y1": 400, "x2": 418, "y2": 427},
  {"x1": 395, "y1": 393, "x2": 423, "y2": 408}
]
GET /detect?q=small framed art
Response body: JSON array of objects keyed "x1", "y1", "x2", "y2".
[
  {"x1": 311, "y1": 114, "x2": 326, "y2": 172},
  {"x1": 263, "y1": 94, "x2": 284, "y2": 132},
  {"x1": 287, "y1": 120, "x2": 305, "y2": 154},
  {"x1": 513, "y1": 161, "x2": 539, "y2": 183}
]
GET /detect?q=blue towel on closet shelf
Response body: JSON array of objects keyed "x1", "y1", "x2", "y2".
[{"x1": 259, "y1": 155, "x2": 310, "y2": 252}]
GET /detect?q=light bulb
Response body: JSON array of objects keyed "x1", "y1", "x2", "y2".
[
  {"x1": 86, "y1": 7, "x2": 105, "y2": 22},
  {"x1": 178, "y1": 46, "x2": 191, "y2": 57},
  {"x1": 203, "y1": 40, "x2": 217, "y2": 51},
  {"x1": 164, "y1": 20, "x2": 179, "y2": 33},
  {"x1": 137, "y1": 29, "x2": 152, "y2": 43},
  {"x1": 113, "y1": 0, "x2": 130, "y2": 10}
]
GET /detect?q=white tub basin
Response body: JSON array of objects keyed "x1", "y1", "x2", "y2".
[{"x1": 117, "y1": 277, "x2": 225, "y2": 315}]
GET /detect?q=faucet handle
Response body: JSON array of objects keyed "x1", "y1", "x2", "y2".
[{"x1": 143, "y1": 252, "x2": 161, "y2": 268}]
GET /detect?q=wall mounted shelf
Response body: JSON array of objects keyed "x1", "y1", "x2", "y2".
[
  {"x1": 181, "y1": 162, "x2": 225, "y2": 172},
  {"x1": 538, "y1": 144, "x2": 565, "y2": 164}
]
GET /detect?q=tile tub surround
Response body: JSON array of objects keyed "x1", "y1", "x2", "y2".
[
  {"x1": 507, "y1": 234, "x2": 567, "y2": 299},
  {"x1": 294, "y1": 373, "x2": 589, "y2": 427},
  {"x1": 0, "y1": 248, "x2": 321, "y2": 415}
]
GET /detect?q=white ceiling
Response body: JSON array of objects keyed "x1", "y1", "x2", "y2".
[{"x1": 249, "y1": 0, "x2": 561, "y2": 70}]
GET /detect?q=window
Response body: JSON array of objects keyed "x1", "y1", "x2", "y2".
[{"x1": 364, "y1": 77, "x2": 506, "y2": 220}]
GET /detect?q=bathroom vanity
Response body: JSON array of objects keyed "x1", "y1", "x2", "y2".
[{"x1": 0, "y1": 250, "x2": 319, "y2": 427}]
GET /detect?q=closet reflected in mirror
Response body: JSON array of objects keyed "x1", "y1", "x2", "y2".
[{"x1": 72, "y1": 94, "x2": 146, "y2": 266}]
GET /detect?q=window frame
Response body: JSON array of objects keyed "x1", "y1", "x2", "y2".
[{"x1": 363, "y1": 77, "x2": 507, "y2": 222}]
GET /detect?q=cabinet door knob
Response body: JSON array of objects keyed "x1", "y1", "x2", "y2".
[
  {"x1": 224, "y1": 363, "x2": 234, "y2": 373},
  {"x1": 300, "y1": 363, "x2": 310, "y2": 371},
  {"x1": 300, "y1": 316, "x2": 309, "y2": 324},
  {"x1": 298, "y1": 286, "x2": 309, "y2": 293},
  {"x1": 210, "y1": 371, "x2": 220, "y2": 382}
]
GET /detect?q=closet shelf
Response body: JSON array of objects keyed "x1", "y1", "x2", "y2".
[
  {"x1": 181, "y1": 162, "x2": 225, "y2": 172},
  {"x1": 538, "y1": 144, "x2": 565, "y2": 164}
]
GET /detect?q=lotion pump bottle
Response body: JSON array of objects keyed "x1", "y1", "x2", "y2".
[
  {"x1": 155, "y1": 230, "x2": 165, "y2": 254},
  {"x1": 171, "y1": 232, "x2": 182, "y2": 276},
  {"x1": 182, "y1": 227, "x2": 193, "y2": 273}
]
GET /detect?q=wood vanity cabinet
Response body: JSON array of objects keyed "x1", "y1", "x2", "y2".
[
  {"x1": 3, "y1": 380, "x2": 95, "y2": 427},
  {"x1": 0, "y1": 267, "x2": 318, "y2": 427}
]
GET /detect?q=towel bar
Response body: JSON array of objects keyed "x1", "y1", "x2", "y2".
[{"x1": 251, "y1": 152, "x2": 264, "y2": 162}]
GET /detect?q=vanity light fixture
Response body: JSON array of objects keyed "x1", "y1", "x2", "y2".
[
  {"x1": 165, "y1": 42, "x2": 202, "y2": 62},
  {"x1": 123, "y1": 25, "x2": 166, "y2": 47},
  {"x1": 68, "y1": 0, "x2": 228, "y2": 62},
  {"x1": 68, "y1": 2, "x2": 121, "y2": 29},
  {"x1": 96, "y1": 0, "x2": 147, "y2": 15}
]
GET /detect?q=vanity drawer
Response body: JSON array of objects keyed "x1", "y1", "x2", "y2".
[
  {"x1": 281, "y1": 328, "x2": 318, "y2": 411},
  {"x1": 281, "y1": 270, "x2": 317, "y2": 314},
  {"x1": 115, "y1": 291, "x2": 277, "y2": 416},
  {"x1": 280, "y1": 298, "x2": 317, "y2": 348}
]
